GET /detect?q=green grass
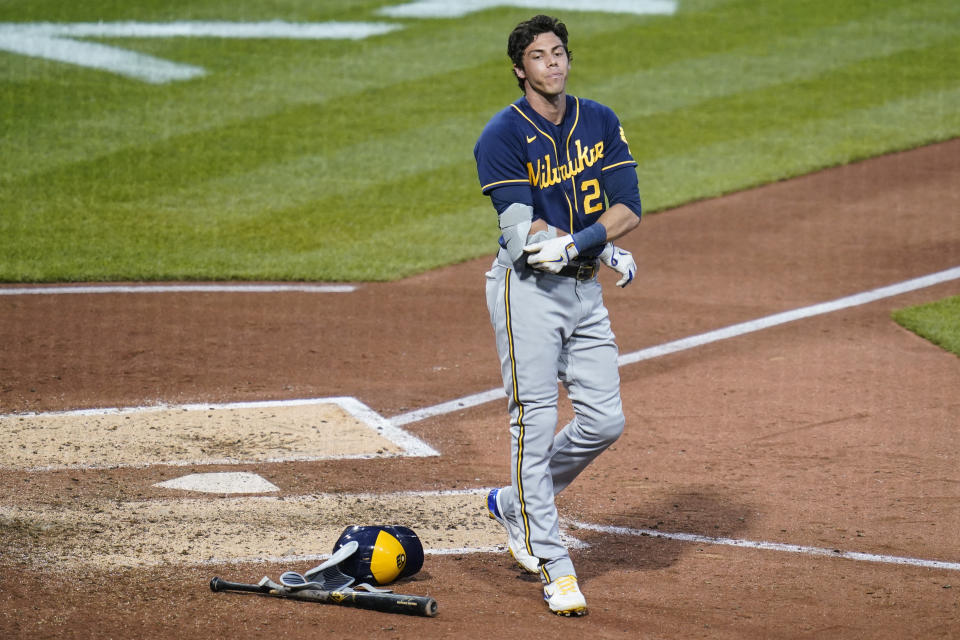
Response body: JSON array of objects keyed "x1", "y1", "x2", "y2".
[
  {"x1": 1, "y1": 0, "x2": 959, "y2": 281},
  {"x1": 892, "y1": 296, "x2": 960, "y2": 357}
]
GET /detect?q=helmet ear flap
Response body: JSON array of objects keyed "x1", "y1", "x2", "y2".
[{"x1": 332, "y1": 525, "x2": 424, "y2": 586}]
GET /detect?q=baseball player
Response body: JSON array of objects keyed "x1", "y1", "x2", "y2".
[{"x1": 474, "y1": 15, "x2": 642, "y2": 616}]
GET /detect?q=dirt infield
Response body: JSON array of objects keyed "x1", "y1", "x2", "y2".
[{"x1": 2, "y1": 139, "x2": 959, "y2": 638}]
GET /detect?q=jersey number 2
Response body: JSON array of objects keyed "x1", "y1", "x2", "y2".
[{"x1": 581, "y1": 179, "x2": 603, "y2": 214}]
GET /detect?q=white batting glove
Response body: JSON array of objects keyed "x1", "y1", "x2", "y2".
[
  {"x1": 599, "y1": 243, "x2": 636, "y2": 287},
  {"x1": 523, "y1": 235, "x2": 579, "y2": 274}
]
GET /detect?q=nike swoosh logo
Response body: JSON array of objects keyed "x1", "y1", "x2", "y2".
[{"x1": 526, "y1": 135, "x2": 537, "y2": 143}]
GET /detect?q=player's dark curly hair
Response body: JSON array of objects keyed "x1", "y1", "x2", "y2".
[{"x1": 507, "y1": 15, "x2": 572, "y2": 91}]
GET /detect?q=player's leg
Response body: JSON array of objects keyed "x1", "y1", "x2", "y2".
[
  {"x1": 485, "y1": 261, "x2": 578, "y2": 579},
  {"x1": 484, "y1": 259, "x2": 538, "y2": 573},
  {"x1": 551, "y1": 282, "x2": 625, "y2": 494}
]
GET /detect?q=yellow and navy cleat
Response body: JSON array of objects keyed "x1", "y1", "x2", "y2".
[{"x1": 543, "y1": 575, "x2": 588, "y2": 617}]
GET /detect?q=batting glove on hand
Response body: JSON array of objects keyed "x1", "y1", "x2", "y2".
[
  {"x1": 524, "y1": 235, "x2": 579, "y2": 274},
  {"x1": 599, "y1": 243, "x2": 637, "y2": 287}
]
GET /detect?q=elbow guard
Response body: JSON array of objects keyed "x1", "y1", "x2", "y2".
[{"x1": 498, "y1": 203, "x2": 534, "y2": 262}]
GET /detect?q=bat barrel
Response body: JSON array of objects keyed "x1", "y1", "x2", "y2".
[{"x1": 343, "y1": 590, "x2": 439, "y2": 617}]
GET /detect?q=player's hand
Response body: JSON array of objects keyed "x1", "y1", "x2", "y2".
[
  {"x1": 524, "y1": 235, "x2": 579, "y2": 273},
  {"x1": 599, "y1": 243, "x2": 636, "y2": 287}
]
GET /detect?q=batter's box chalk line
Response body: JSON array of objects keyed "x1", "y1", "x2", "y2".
[
  {"x1": 1, "y1": 396, "x2": 438, "y2": 471},
  {"x1": 566, "y1": 520, "x2": 960, "y2": 573}
]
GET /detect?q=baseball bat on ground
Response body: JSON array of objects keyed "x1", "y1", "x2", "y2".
[{"x1": 209, "y1": 576, "x2": 439, "y2": 618}]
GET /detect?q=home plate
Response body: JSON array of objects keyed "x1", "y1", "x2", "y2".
[{"x1": 154, "y1": 472, "x2": 279, "y2": 494}]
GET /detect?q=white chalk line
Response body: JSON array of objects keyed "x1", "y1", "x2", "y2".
[
  {"x1": 18, "y1": 452, "x2": 408, "y2": 473},
  {"x1": 567, "y1": 520, "x2": 960, "y2": 573},
  {"x1": 207, "y1": 545, "x2": 507, "y2": 569},
  {"x1": 0, "y1": 21, "x2": 402, "y2": 39},
  {"x1": 200, "y1": 488, "x2": 584, "y2": 567},
  {"x1": 617, "y1": 265, "x2": 960, "y2": 366},
  {"x1": 0, "y1": 21, "x2": 403, "y2": 84},
  {"x1": 0, "y1": 283, "x2": 356, "y2": 295},
  {"x1": 388, "y1": 267, "x2": 960, "y2": 575},
  {"x1": 5, "y1": 268, "x2": 958, "y2": 573},
  {"x1": 389, "y1": 265, "x2": 960, "y2": 426},
  {"x1": 3, "y1": 397, "x2": 438, "y2": 471},
  {"x1": 197, "y1": 489, "x2": 960, "y2": 573},
  {"x1": 390, "y1": 388, "x2": 504, "y2": 426},
  {"x1": 378, "y1": 0, "x2": 677, "y2": 19}
]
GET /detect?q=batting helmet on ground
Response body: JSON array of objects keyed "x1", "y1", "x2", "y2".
[{"x1": 332, "y1": 525, "x2": 424, "y2": 586}]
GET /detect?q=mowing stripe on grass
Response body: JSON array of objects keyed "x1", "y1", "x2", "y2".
[
  {"x1": 82, "y1": 2, "x2": 959, "y2": 227},
  {"x1": 3, "y1": 1, "x2": 958, "y2": 281},
  {"x1": 638, "y1": 84, "x2": 960, "y2": 210},
  {"x1": 596, "y1": 2, "x2": 959, "y2": 122}
]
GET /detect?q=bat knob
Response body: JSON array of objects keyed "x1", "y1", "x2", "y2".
[{"x1": 209, "y1": 577, "x2": 222, "y2": 592}]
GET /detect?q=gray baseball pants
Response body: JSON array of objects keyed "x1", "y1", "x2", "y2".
[{"x1": 485, "y1": 248, "x2": 625, "y2": 582}]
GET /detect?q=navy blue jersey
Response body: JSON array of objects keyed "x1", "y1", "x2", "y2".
[{"x1": 474, "y1": 95, "x2": 638, "y2": 236}]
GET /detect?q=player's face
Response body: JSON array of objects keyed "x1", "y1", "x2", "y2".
[{"x1": 515, "y1": 32, "x2": 569, "y2": 98}]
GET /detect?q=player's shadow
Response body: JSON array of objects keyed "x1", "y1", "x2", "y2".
[{"x1": 567, "y1": 486, "x2": 754, "y2": 578}]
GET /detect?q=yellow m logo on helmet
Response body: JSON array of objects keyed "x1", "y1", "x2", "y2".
[{"x1": 370, "y1": 529, "x2": 407, "y2": 584}]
